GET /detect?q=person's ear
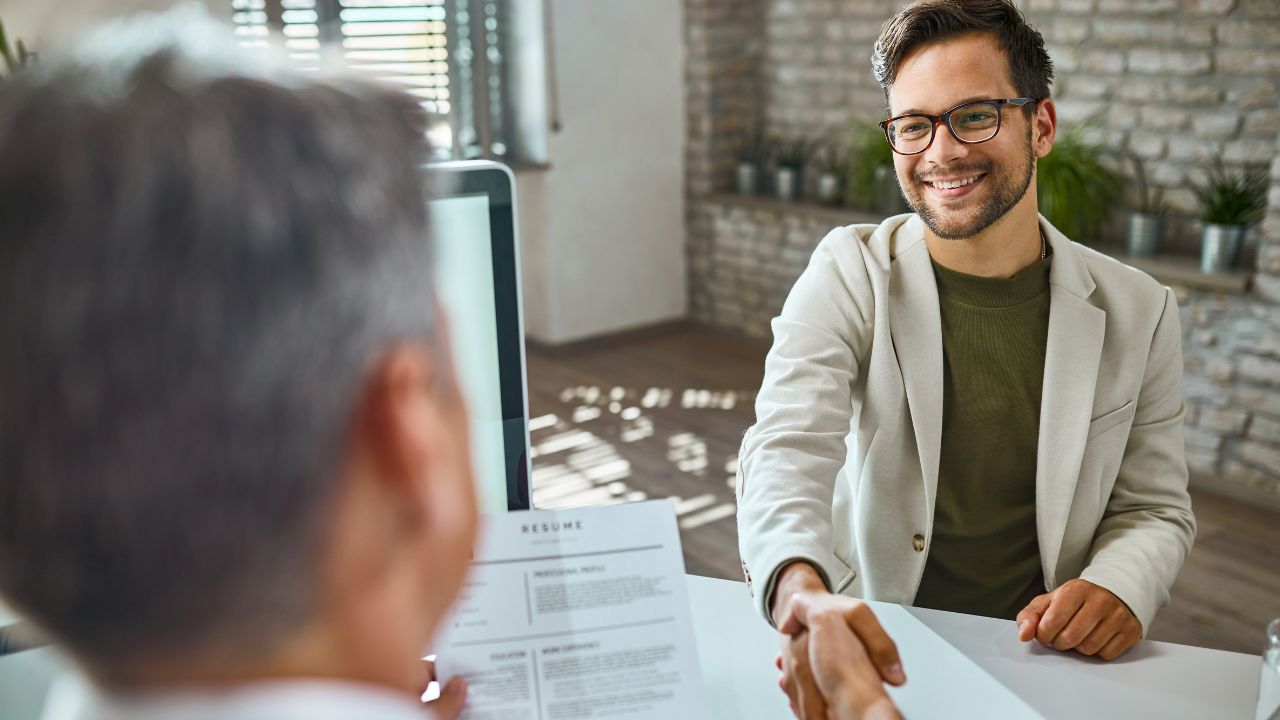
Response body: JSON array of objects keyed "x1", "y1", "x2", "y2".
[
  {"x1": 355, "y1": 337, "x2": 477, "y2": 556},
  {"x1": 1033, "y1": 98, "x2": 1056, "y2": 159},
  {"x1": 359, "y1": 344, "x2": 437, "y2": 508}
]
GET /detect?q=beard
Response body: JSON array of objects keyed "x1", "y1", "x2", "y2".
[{"x1": 901, "y1": 124, "x2": 1036, "y2": 240}]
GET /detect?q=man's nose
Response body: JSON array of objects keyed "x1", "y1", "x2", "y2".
[{"x1": 924, "y1": 120, "x2": 970, "y2": 166}]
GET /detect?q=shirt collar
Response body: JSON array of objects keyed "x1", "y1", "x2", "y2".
[{"x1": 42, "y1": 675, "x2": 434, "y2": 720}]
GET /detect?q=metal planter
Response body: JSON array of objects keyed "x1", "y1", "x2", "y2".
[
  {"x1": 775, "y1": 167, "x2": 798, "y2": 202},
  {"x1": 816, "y1": 172, "x2": 841, "y2": 204},
  {"x1": 736, "y1": 162, "x2": 759, "y2": 196},
  {"x1": 874, "y1": 165, "x2": 909, "y2": 215},
  {"x1": 1200, "y1": 222, "x2": 1245, "y2": 273},
  {"x1": 1126, "y1": 212, "x2": 1164, "y2": 258}
]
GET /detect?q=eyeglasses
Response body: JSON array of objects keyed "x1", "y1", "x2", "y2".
[{"x1": 879, "y1": 98, "x2": 1038, "y2": 156}]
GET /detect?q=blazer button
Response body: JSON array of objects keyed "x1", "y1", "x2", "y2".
[{"x1": 912, "y1": 534, "x2": 925, "y2": 552}]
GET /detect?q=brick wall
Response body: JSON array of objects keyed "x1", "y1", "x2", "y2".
[
  {"x1": 684, "y1": 0, "x2": 1280, "y2": 506},
  {"x1": 686, "y1": 0, "x2": 767, "y2": 325},
  {"x1": 1175, "y1": 134, "x2": 1280, "y2": 507},
  {"x1": 758, "y1": 0, "x2": 1280, "y2": 247}
]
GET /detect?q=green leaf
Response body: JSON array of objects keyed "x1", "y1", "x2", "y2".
[{"x1": 1036, "y1": 122, "x2": 1121, "y2": 242}]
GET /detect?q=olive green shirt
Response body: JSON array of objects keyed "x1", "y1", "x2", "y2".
[{"x1": 912, "y1": 252, "x2": 1052, "y2": 620}]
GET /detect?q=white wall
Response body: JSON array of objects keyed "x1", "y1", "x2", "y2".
[
  {"x1": 518, "y1": 0, "x2": 686, "y2": 345},
  {"x1": 0, "y1": 1, "x2": 231, "y2": 50},
  {"x1": 2, "y1": 0, "x2": 686, "y2": 346}
]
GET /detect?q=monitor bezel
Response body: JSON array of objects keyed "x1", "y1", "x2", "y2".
[{"x1": 426, "y1": 160, "x2": 533, "y2": 512}]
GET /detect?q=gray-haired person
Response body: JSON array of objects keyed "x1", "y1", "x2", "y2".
[{"x1": 0, "y1": 16, "x2": 478, "y2": 720}]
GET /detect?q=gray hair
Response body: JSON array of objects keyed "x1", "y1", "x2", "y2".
[{"x1": 0, "y1": 41, "x2": 437, "y2": 671}]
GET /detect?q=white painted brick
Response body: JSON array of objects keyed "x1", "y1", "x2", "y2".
[
  {"x1": 1060, "y1": 0, "x2": 1095, "y2": 12},
  {"x1": 1237, "y1": 442, "x2": 1280, "y2": 476},
  {"x1": 1115, "y1": 77, "x2": 1168, "y2": 102},
  {"x1": 1082, "y1": 49, "x2": 1127, "y2": 73},
  {"x1": 1241, "y1": 0, "x2": 1280, "y2": 17},
  {"x1": 1240, "y1": 354, "x2": 1280, "y2": 387},
  {"x1": 1218, "y1": 49, "x2": 1280, "y2": 75},
  {"x1": 1192, "y1": 112, "x2": 1243, "y2": 139},
  {"x1": 1097, "y1": 0, "x2": 1177, "y2": 12},
  {"x1": 1092, "y1": 19, "x2": 1171, "y2": 43},
  {"x1": 1046, "y1": 44, "x2": 1081, "y2": 72},
  {"x1": 1246, "y1": 109, "x2": 1280, "y2": 137},
  {"x1": 1129, "y1": 49, "x2": 1212, "y2": 75},
  {"x1": 1141, "y1": 106, "x2": 1192, "y2": 131},
  {"x1": 1130, "y1": 135, "x2": 1168, "y2": 159},
  {"x1": 1218, "y1": 20, "x2": 1280, "y2": 46},
  {"x1": 1185, "y1": 0, "x2": 1237, "y2": 15},
  {"x1": 1169, "y1": 81, "x2": 1225, "y2": 104},
  {"x1": 1064, "y1": 76, "x2": 1113, "y2": 98}
]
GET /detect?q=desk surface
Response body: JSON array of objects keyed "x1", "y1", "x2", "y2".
[
  {"x1": 687, "y1": 575, "x2": 1263, "y2": 720},
  {"x1": 1, "y1": 576, "x2": 1264, "y2": 719}
]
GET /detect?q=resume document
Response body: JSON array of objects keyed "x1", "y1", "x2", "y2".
[{"x1": 435, "y1": 500, "x2": 708, "y2": 719}]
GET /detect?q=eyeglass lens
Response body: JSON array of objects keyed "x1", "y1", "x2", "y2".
[{"x1": 886, "y1": 101, "x2": 1001, "y2": 154}]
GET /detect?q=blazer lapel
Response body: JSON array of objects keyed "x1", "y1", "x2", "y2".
[
  {"x1": 887, "y1": 220, "x2": 944, "y2": 520},
  {"x1": 1036, "y1": 217, "x2": 1105, "y2": 587}
]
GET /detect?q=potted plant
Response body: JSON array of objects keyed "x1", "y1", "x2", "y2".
[
  {"x1": 773, "y1": 137, "x2": 814, "y2": 202},
  {"x1": 0, "y1": 18, "x2": 34, "y2": 77},
  {"x1": 1125, "y1": 153, "x2": 1168, "y2": 258},
  {"x1": 1189, "y1": 157, "x2": 1268, "y2": 273},
  {"x1": 845, "y1": 122, "x2": 905, "y2": 214},
  {"x1": 735, "y1": 133, "x2": 769, "y2": 197},
  {"x1": 816, "y1": 144, "x2": 849, "y2": 205},
  {"x1": 1036, "y1": 121, "x2": 1122, "y2": 243}
]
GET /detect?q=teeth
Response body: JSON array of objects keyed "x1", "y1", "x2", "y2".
[{"x1": 931, "y1": 175, "x2": 981, "y2": 190}]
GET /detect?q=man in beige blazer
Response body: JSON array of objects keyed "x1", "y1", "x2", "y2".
[{"x1": 736, "y1": 1, "x2": 1196, "y2": 718}]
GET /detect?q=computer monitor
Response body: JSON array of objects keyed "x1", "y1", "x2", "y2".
[{"x1": 426, "y1": 160, "x2": 533, "y2": 512}]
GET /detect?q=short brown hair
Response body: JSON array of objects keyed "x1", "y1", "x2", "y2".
[{"x1": 872, "y1": 0, "x2": 1053, "y2": 111}]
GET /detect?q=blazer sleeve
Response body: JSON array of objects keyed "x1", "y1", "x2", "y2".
[
  {"x1": 735, "y1": 226, "x2": 876, "y2": 626},
  {"x1": 1079, "y1": 286, "x2": 1197, "y2": 634}
]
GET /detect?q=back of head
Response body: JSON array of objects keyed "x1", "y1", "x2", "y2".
[
  {"x1": 0, "y1": 10, "x2": 437, "y2": 677},
  {"x1": 871, "y1": 0, "x2": 1054, "y2": 109}
]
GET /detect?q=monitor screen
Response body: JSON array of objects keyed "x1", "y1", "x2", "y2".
[{"x1": 427, "y1": 162, "x2": 531, "y2": 512}]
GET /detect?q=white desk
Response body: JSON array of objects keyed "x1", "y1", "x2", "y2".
[
  {"x1": 687, "y1": 575, "x2": 1263, "y2": 719},
  {"x1": 0, "y1": 576, "x2": 1264, "y2": 719}
]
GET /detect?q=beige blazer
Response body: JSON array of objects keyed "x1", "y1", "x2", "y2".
[{"x1": 736, "y1": 213, "x2": 1195, "y2": 634}]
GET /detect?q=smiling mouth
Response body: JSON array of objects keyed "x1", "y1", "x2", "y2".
[{"x1": 924, "y1": 173, "x2": 986, "y2": 190}]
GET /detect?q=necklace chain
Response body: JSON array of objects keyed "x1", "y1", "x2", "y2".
[{"x1": 1039, "y1": 227, "x2": 1048, "y2": 260}]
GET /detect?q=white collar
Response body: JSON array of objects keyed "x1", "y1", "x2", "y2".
[{"x1": 41, "y1": 674, "x2": 434, "y2": 720}]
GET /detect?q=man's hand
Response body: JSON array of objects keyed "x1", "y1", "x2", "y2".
[
  {"x1": 779, "y1": 593, "x2": 905, "y2": 720},
  {"x1": 770, "y1": 562, "x2": 904, "y2": 720},
  {"x1": 420, "y1": 657, "x2": 467, "y2": 718},
  {"x1": 1015, "y1": 579, "x2": 1142, "y2": 661}
]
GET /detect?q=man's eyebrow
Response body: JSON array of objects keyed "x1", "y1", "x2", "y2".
[{"x1": 894, "y1": 95, "x2": 1001, "y2": 116}]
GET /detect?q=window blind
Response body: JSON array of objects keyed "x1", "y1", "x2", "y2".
[{"x1": 232, "y1": 0, "x2": 504, "y2": 159}]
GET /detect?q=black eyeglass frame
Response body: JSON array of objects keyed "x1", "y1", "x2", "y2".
[{"x1": 878, "y1": 98, "x2": 1039, "y2": 156}]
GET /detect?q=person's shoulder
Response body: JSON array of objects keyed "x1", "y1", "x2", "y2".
[
  {"x1": 813, "y1": 213, "x2": 919, "y2": 270},
  {"x1": 1061, "y1": 242, "x2": 1176, "y2": 332},
  {"x1": 1070, "y1": 242, "x2": 1170, "y2": 301}
]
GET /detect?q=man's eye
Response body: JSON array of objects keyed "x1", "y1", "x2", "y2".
[
  {"x1": 959, "y1": 112, "x2": 995, "y2": 125},
  {"x1": 898, "y1": 122, "x2": 929, "y2": 136}
]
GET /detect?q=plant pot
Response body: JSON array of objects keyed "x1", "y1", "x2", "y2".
[
  {"x1": 775, "y1": 167, "x2": 798, "y2": 202},
  {"x1": 1126, "y1": 212, "x2": 1164, "y2": 258},
  {"x1": 1200, "y1": 222, "x2": 1245, "y2": 273},
  {"x1": 874, "y1": 165, "x2": 908, "y2": 215},
  {"x1": 816, "y1": 172, "x2": 841, "y2": 204},
  {"x1": 736, "y1": 162, "x2": 759, "y2": 196}
]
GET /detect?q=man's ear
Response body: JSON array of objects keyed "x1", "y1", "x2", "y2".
[
  {"x1": 1033, "y1": 98, "x2": 1057, "y2": 159},
  {"x1": 355, "y1": 345, "x2": 444, "y2": 518},
  {"x1": 354, "y1": 340, "x2": 476, "y2": 550}
]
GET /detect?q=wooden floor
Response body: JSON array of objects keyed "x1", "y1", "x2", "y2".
[{"x1": 525, "y1": 326, "x2": 1279, "y2": 656}]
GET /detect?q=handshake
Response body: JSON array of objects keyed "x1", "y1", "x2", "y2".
[
  {"x1": 771, "y1": 562, "x2": 1143, "y2": 720},
  {"x1": 773, "y1": 586, "x2": 905, "y2": 720}
]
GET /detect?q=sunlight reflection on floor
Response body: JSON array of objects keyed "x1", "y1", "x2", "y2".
[{"x1": 531, "y1": 385, "x2": 755, "y2": 531}]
